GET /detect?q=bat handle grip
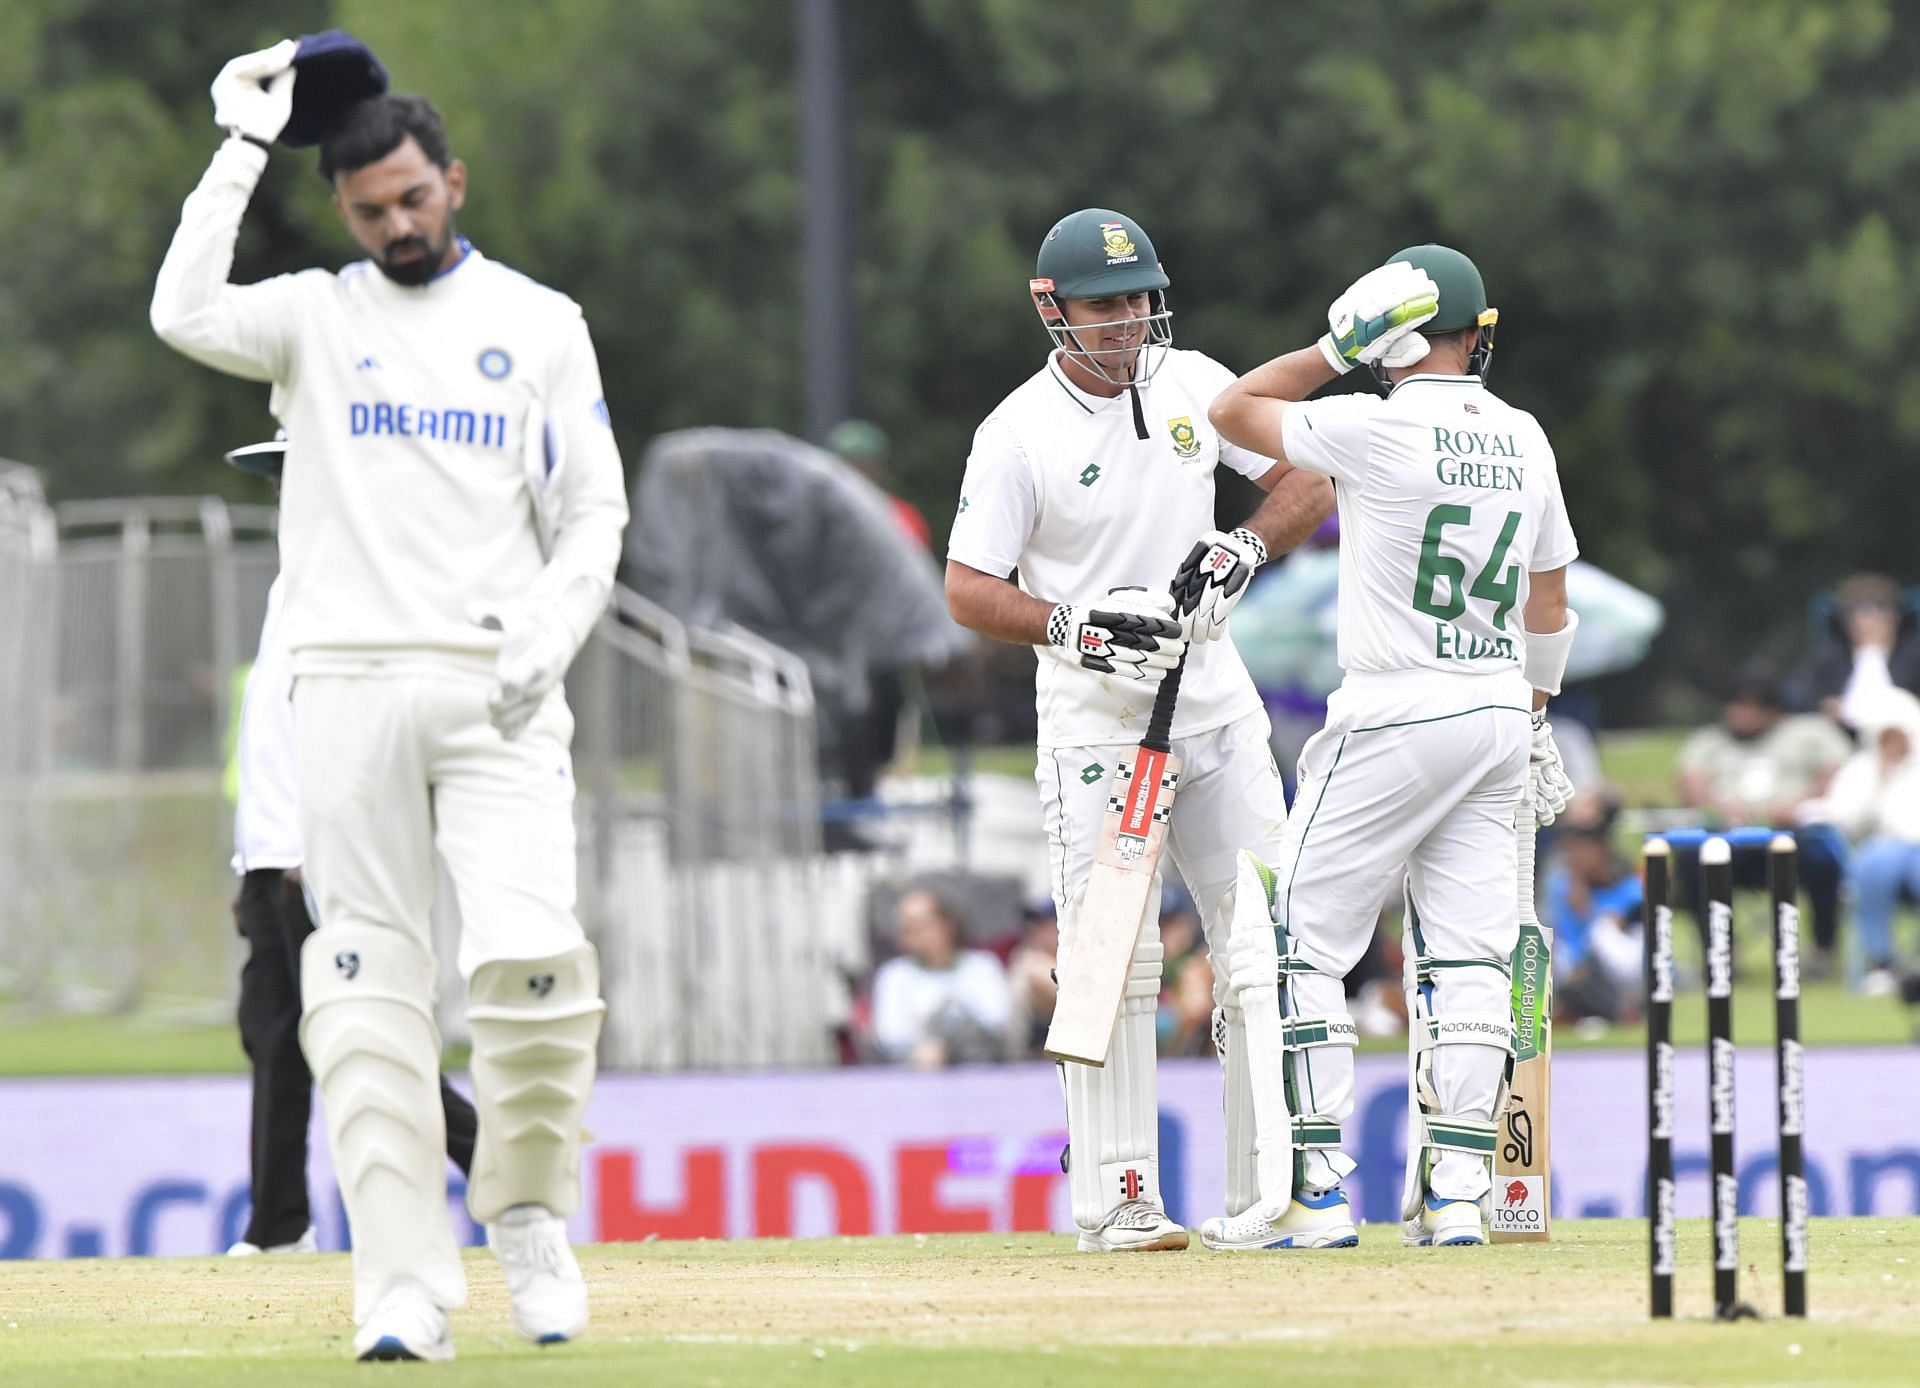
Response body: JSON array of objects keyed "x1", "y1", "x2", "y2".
[{"x1": 1142, "y1": 655, "x2": 1185, "y2": 753}]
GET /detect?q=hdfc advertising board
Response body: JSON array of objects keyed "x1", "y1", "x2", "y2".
[{"x1": 1, "y1": 1051, "x2": 1916, "y2": 1258}]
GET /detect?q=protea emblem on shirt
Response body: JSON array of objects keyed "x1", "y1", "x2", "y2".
[{"x1": 1167, "y1": 416, "x2": 1201, "y2": 459}]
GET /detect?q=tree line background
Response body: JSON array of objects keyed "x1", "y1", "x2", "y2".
[{"x1": 4, "y1": 0, "x2": 1917, "y2": 724}]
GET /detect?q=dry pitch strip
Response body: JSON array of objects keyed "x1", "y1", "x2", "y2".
[{"x1": 3, "y1": 1218, "x2": 1916, "y2": 1387}]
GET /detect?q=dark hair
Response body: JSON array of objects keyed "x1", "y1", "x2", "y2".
[
  {"x1": 1729, "y1": 658, "x2": 1785, "y2": 710},
  {"x1": 317, "y1": 94, "x2": 451, "y2": 182}
]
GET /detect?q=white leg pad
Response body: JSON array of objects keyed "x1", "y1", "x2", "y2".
[
  {"x1": 1426, "y1": 966, "x2": 1515, "y2": 1204},
  {"x1": 466, "y1": 944, "x2": 607, "y2": 1223},
  {"x1": 1212, "y1": 1004, "x2": 1259, "y2": 1218},
  {"x1": 1277, "y1": 966, "x2": 1359, "y2": 1194},
  {"x1": 1064, "y1": 938, "x2": 1162, "y2": 1229},
  {"x1": 300, "y1": 924, "x2": 466, "y2": 1322}
]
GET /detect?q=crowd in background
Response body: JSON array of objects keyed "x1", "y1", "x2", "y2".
[{"x1": 844, "y1": 568, "x2": 1920, "y2": 1068}]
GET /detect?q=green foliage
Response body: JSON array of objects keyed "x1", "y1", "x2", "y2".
[{"x1": 5, "y1": 1, "x2": 1920, "y2": 713}]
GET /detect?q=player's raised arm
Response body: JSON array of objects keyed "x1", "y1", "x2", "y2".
[
  {"x1": 1209, "y1": 261, "x2": 1441, "y2": 462},
  {"x1": 150, "y1": 42, "x2": 308, "y2": 381}
]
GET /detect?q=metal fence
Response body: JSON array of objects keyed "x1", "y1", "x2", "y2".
[{"x1": 0, "y1": 487, "x2": 848, "y2": 1068}]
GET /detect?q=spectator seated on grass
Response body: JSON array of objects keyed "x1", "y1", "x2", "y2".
[
  {"x1": 1802, "y1": 687, "x2": 1920, "y2": 994},
  {"x1": 1787, "y1": 573, "x2": 1920, "y2": 732},
  {"x1": 1544, "y1": 794, "x2": 1644, "y2": 1025},
  {"x1": 1677, "y1": 660, "x2": 1851, "y2": 974},
  {"x1": 868, "y1": 887, "x2": 1013, "y2": 1067}
]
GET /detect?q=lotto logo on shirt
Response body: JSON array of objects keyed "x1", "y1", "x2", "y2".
[{"x1": 348, "y1": 401, "x2": 511, "y2": 449}]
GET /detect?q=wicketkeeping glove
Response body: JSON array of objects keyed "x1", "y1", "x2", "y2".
[
  {"x1": 1529, "y1": 709, "x2": 1575, "y2": 828},
  {"x1": 1048, "y1": 587, "x2": 1187, "y2": 684},
  {"x1": 1171, "y1": 527, "x2": 1268, "y2": 642},
  {"x1": 1317, "y1": 262, "x2": 1440, "y2": 374},
  {"x1": 211, "y1": 40, "x2": 299, "y2": 146}
]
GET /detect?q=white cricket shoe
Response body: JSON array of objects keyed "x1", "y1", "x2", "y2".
[
  {"x1": 225, "y1": 1224, "x2": 318, "y2": 1257},
  {"x1": 1403, "y1": 1194, "x2": 1487, "y2": 1247},
  {"x1": 488, "y1": 1204, "x2": 589, "y2": 1343},
  {"x1": 1075, "y1": 1198, "x2": 1190, "y2": 1252},
  {"x1": 353, "y1": 1279, "x2": 454, "y2": 1362},
  {"x1": 1200, "y1": 1187, "x2": 1359, "y2": 1250}
]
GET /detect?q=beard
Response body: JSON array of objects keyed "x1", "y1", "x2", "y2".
[{"x1": 375, "y1": 228, "x2": 451, "y2": 287}]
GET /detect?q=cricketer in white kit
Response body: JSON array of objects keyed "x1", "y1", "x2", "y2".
[
  {"x1": 1203, "y1": 245, "x2": 1579, "y2": 1250},
  {"x1": 151, "y1": 48, "x2": 627, "y2": 1360},
  {"x1": 945, "y1": 208, "x2": 1340, "y2": 1252}
]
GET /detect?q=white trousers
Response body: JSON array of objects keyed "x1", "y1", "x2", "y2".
[
  {"x1": 1276, "y1": 672, "x2": 1531, "y2": 1202},
  {"x1": 1038, "y1": 711, "x2": 1289, "y2": 987},
  {"x1": 1039, "y1": 710, "x2": 1290, "y2": 1225},
  {"x1": 293, "y1": 671, "x2": 585, "y2": 978}
]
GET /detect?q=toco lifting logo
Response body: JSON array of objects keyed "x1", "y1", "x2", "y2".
[
  {"x1": 1502, "y1": 1179, "x2": 1528, "y2": 1207},
  {"x1": 1099, "y1": 221, "x2": 1138, "y2": 265},
  {"x1": 1167, "y1": 416, "x2": 1200, "y2": 459}
]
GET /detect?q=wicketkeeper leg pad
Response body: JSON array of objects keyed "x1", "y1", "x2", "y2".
[
  {"x1": 465, "y1": 944, "x2": 606, "y2": 1223},
  {"x1": 1064, "y1": 937, "x2": 1163, "y2": 1229},
  {"x1": 300, "y1": 923, "x2": 466, "y2": 1321}
]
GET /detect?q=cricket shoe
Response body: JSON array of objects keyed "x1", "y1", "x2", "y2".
[
  {"x1": 1199, "y1": 1187, "x2": 1359, "y2": 1250},
  {"x1": 1075, "y1": 1198, "x2": 1190, "y2": 1252},
  {"x1": 1403, "y1": 1194, "x2": 1487, "y2": 1247},
  {"x1": 225, "y1": 1224, "x2": 318, "y2": 1256},
  {"x1": 488, "y1": 1203, "x2": 589, "y2": 1343},
  {"x1": 353, "y1": 1279, "x2": 454, "y2": 1362}
]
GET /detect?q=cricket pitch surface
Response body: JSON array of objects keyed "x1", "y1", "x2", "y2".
[{"x1": 5, "y1": 1217, "x2": 1915, "y2": 1386}]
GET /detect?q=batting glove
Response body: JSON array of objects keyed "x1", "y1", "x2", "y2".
[
  {"x1": 1317, "y1": 262, "x2": 1440, "y2": 374},
  {"x1": 1048, "y1": 587, "x2": 1187, "y2": 684},
  {"x1": 211, "y1": 40, "x2": 299, "y2": 146},
  {"x1": 474, "y1": 605, "x2": 576, "y2": 741},
  {"x1": 1529, "y1": 709, "x2": 1574, "y2": 828},
  {"x1": 1171, "y1": 527, "x2": 1267, "y2": 643}
]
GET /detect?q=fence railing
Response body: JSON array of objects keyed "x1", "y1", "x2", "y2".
[{"x1": 0, "y1": 490, "x2": 845, "y2": 1068}]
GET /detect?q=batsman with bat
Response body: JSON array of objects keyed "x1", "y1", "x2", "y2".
[
  {"x1": 945, "y1": 208, "x2": 1336, "y2": 1252},
  {"x1": 1203, "y1": 245, "x2": 1578, "y2": 1250}
]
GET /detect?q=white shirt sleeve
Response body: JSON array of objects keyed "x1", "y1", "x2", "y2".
[
  {"x1": 534, "y1": 312, "x2": 630, "y2": 645},
  {"x1": 150, "y1": 138, "x2": 308, "y2": 383},
  {"x1": 946, "y1": 416, "x2": 1035, "y2": 579},
  {"x1": 1531, "y1": 452, "x2": 1580, "y2": 571},
  {"x1": 957, "y1": 951, "x2": 1013, "y2": 1032},
  {"x1": 869, "y1": 958, "x2": 923, "y2": 1061},
  {"x1": 1280, "y1": 393, "x2": 1377, "y2": 487}
]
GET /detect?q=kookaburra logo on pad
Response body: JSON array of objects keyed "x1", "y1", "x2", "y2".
[
  {"x1": 334, "y1": 951, "x2": 360, "y2": 980},
  {"x1": 528, "y1": 973, "x2": 556, "y2": 998}
]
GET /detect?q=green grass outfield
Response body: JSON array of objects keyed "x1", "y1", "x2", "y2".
[{"x1": 2, "y1": 1219, "x2": 1913, "y2": 1387}]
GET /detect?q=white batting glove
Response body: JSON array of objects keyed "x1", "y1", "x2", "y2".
[
  {"x1": 1048, "y1": 587, "x2": 1187, "y2": 684},
  {"x1": 1171, "y1": 527, "x2": 1267, "y2": 642},
  {"x1": 1529, "y1": 709, "x2": 1574, "y2": 828},
  {"x1": 473, "y1": 605, "x2": 575, "y2": 740},
  {"x1": 1317, "y1": 262, "x2": 1440, "y2": 374},
  {"x1": 211, "y1": 40, "x2": 299, "y2": 146}
]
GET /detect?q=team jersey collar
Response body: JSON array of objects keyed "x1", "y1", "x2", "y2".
[
  {"x1": 1386, "y1": 372, "x2": 1483, "y2": 397},
  {"x1": 1046, "y1": 350, "x2": 1141, "y2": 416},
  {"x1": 430, "y1": 236, "x2": 476, "y2": 281}
]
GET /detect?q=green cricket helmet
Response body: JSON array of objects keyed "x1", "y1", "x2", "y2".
[
  {"x1": 1031, "y1": 208, "x2": 1173, "y2": 385},
  {"x1": 1381, "y1": 243, "x2": 1498, "y2": 382}
]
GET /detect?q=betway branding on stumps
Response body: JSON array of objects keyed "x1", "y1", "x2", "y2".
[{"x1": 1045, "y1": 664, "x2": 1184, "y2": 1066}]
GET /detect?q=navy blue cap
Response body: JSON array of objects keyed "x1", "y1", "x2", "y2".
[{"x1": 280, "y1": 30, "x2": 389, "y2": 148}]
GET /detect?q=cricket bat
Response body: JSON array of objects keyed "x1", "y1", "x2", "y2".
[
  {"x1": 1491, "y1": 798, "x2": 1552, "y2": 1241},
  {"x1": 1044, "y1": 659, "x2": 1185, "y2": 1066}
]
